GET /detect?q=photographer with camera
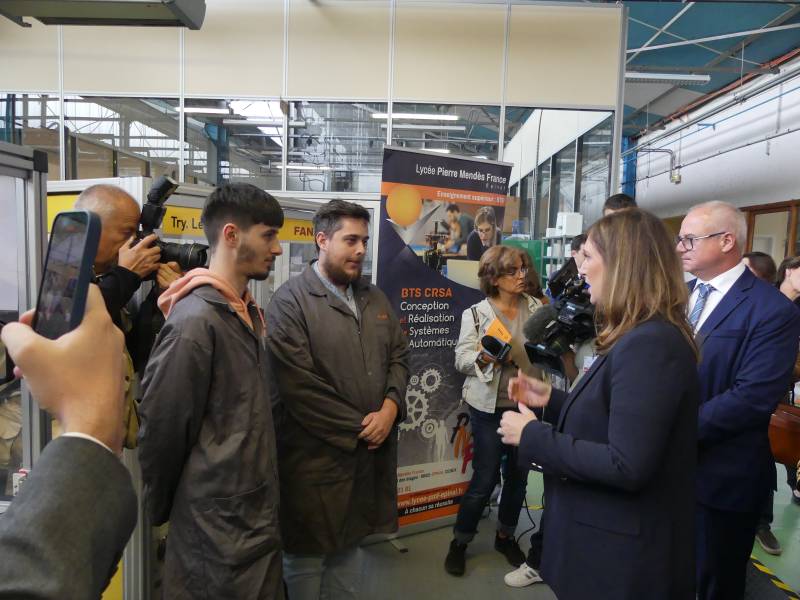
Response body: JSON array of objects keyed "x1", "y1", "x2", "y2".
[
  {"x1": 75, "y1": 180, "x2": 207, "y2": 335},
  {"x1": 74, "y1": 185, "x2": 179, "y2": 450},
  {"x1": 74, "y1": 185, "x2": 167, "y2": 327},
  {"x1": 444, "y1": 246, "x2": 543, "y2": 577},
  {"x1": 74, "y1": 183, "x2": 200, "y2": 449}
]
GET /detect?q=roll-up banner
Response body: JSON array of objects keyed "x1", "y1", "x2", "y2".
[{"x1": 377, "y1": 146, "x2": 513, "y2": 530}]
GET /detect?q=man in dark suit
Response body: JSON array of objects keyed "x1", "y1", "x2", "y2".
[
  {"x1": 0, "y1": 285, "x2": 137, "y2": 599},
  {"x1": 677, "y1": 201, "x2": 800, "y2": 600}
]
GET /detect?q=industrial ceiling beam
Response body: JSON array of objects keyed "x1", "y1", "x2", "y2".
[
  {"x1": 625, "y1": 4, "x2": 800, "y2": 135},
  {"x1": 627, "y1": 64, "x2": 779, "y2": 75},
  {"x1": 627, "y1": 22, "x2": 800, "y2": 54},
  {"x1": 627, "y1": 16, "x2": 762, "y2": 66},
  {"x1": 626, "y1": 3, "x2": 694, "y2": 65}
]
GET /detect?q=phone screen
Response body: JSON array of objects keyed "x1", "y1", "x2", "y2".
[{"x1": 34, "y1": 212, "x2": 98, "y2": 340}]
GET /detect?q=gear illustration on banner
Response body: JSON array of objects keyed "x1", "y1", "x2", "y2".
[
  {"x1": 419, "y1": 367, "x2": 442, "y2": 394},
  {"x1": 399, "y1": 388, "x2": 429, "y2": 432},
  {"x1": 421, "y1": 419, "x2": 438, "y2": 439},
  {"x1": 409, "y1": 375, "x2": 420, "y2": 387}
]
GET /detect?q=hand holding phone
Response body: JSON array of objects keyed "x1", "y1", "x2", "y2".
[
  {"x1": 33, "y1": 211, "x2": 101, "y2": 340},
  {"x1": 3, "y1": 285, "x2": 127, "y2": 452}
]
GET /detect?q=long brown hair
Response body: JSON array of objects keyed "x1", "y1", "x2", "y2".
[{"x1": 588, "y1": 209, "x2": 696, "y2": 357}]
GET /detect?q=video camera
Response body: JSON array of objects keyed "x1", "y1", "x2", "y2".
[
  {"x1": 139, "y1": 176, "x2": 208, "y2": 272},
  {"x1": 524, "y1": 275, "x2": 595, "y2": 369}
]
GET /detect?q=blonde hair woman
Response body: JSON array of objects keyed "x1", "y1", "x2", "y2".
[{"x1": 499, "y1": 209, "x2": 699, "y2": 599}]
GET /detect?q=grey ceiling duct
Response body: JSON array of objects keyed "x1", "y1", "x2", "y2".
[{"x1": 0, "y1": 0, "x2": 206, "y2": 29}]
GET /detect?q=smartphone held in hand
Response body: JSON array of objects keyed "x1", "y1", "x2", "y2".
[{"x1": 32, "y1": 211, "x2": 101, "y2": 340}]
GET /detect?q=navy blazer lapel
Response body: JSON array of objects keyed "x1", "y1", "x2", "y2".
[
  {"x1": 556, "y1": 354, "x2": 608, "y2": 430},
  {"x1": 696, "y1": 269, "x2": 753, "y2": 342}
]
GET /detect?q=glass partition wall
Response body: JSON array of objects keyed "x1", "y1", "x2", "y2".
[
  {"x1": 503, "y1": 108, "x2": 613, "y2": 238},
  {"x1": 1, "y1": 93, "x2": 613, "y2": 236}
]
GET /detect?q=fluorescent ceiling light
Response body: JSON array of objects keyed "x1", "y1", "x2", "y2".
[
  {"x1": 277, "y1": 164, "x2": 332, "y2": 171},
  {"x1": 223, "y1": 118, "x2": 282, "y2": 126},
  {"x1": 223, "y1": 119, "x2": 304, "y2": 127},
  {"x1": 180, "y1": 107, "x2": 230, "y2": 114},
  {"x1": 229, "y1": 100, "x2": 284, "y2": 119},
  {"x1": 382, "y1": 124, "x2": 466, "y2": 132},
  {"x1": 625, "y1": 72, "x2": 710, "y2": 86},
  {"x1": 258, "y1": 126, "x2": 283, "y2": 147},
  {"x1": 425, "y1": 148, "x2": 451, "y2": 154},
  {"x1": 372, "y1": 113, "x2": 459, "y2": 121}
]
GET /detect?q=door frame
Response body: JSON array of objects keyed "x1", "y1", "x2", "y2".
[{"x1": 741, "y1": 200, "x2": 800, "y2": 258}]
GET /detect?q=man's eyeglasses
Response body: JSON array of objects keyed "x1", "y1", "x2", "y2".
[
  {"x1": 501, "y1": 267, "x2": 528, "y2": 278},
  {"x1": 676, "y1": 231, "x2": 727, "y2": 251}
]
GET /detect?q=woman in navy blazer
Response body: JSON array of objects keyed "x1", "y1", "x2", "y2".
[{"x1": 499, "y1": 209, "x2": 700, "y2": 600}]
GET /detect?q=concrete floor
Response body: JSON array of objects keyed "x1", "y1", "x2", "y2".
[
  {"x1": 362, "y1": 471, "x2": 552, "y2": 600},
  {"x1": 751, "y1": 471, "x2": 800, "y2": 594},
  {"x1": 362, "y1": 510, "x2": 555, "y2": 600},
  {"x1": 361, "y1": 469, "x2": 800, "y2": 599}
]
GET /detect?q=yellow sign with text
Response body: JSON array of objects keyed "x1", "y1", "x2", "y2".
[
  {"x1": 47, "y1": 194, "x2": 314, "y2": 245},
  {"x1": 161, "y1": 213, "x2": 313, "y2": 242},
  {"x1": 46, "y1": 194, "x2": 80, "y2": 232},
  {"x1": 161, "y1": 206, "x2": 204, "y2": 237},
  {"x1": 281, "y1": 218, "x2": 314, "y2": 243}
]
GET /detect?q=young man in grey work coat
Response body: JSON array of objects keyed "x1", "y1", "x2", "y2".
[
  {"x1": 138, "y1": 184, "x2": 285, "y2": 599},
  {"x1": 266, "y1": 199, "x2": 410, "y2": 599}
]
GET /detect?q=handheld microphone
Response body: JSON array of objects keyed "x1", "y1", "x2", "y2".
[
  {"x1": 523, "y1": 305, "x2": 568, "y2": 376},
  {"x1": 481, "y1": 335, "x2": 513, "y2": 363},
  {"x1": 523, "y1": 305, "x2": 558, "y2": 343}
]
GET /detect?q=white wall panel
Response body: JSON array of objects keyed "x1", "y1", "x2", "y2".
[
  {"x1": 0, "y1": 20, "x2": 59, "y2": 91},
  {"x1": 506, "y1": 5, "x2": 621, "y2": 108},
  {"x1": 185, "y1": 0, "x2": 283, "y2": 97},
  {"x1": 63, "y1": 27, "x2": 179, "y2": 94},
  {"x1": 287, "y1": 0, "x2": 390, "y2": 99},
  {"x1": 393, "y1": 2, "x2": 505, "y2": 104}
]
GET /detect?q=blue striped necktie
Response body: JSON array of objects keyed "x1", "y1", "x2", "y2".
[{"x1": 689, "y1": 283, "x2": 714, "y2": 330}]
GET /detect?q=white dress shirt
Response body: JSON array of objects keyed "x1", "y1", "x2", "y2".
[
  {"x1": 687, "y1": 262, "x2": 746, "y2": 332},
  {"x1": 62, "y1": 432, "x2": 114, "y2": 454}
]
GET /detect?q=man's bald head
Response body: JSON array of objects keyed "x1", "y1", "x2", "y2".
[
  {"x1": 75, "y1": 185, "x2": 141, "y2": 273},
  {"x1": 686, "y1": 201, "x2": 747, "y2": 250},
  {"x1": 678, "y1": 200, "x2": 746, "y2": 281},
  {"x1": 75, "y1": 185, "x2": 139, "y2": 221}
]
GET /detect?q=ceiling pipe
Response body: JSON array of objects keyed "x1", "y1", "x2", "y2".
[
  {"x1": 629, "y1": 47, "x2": 800, "y2": 147},
  {"x1": 636, "y1": 148, "x2": 681, "y2": 184}
]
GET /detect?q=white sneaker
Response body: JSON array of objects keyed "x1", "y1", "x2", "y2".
[{"x1": 504, "y1": 564, "x2": 543, "y2": 588}]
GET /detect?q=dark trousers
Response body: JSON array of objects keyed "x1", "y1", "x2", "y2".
[
  {"x1": 453, "y1": 406, "x2": 528, "y2": 543},
  {"x1": 757, "y1": 490, "x2": 774, "y2": 530},
  {"x1": 525, "y1": 509, "x2": 545, "y2": 569},
  {"x1": 696, "y1": 503, "x2": 760, "y2": 600},
  {"x1": 756, "y1": 464, "x2": 798, "y2": 530}
]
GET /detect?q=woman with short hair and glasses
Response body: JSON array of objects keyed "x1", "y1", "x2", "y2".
[{"x1": 445, "y1": 245, "x2": 544, "y2": 577}]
